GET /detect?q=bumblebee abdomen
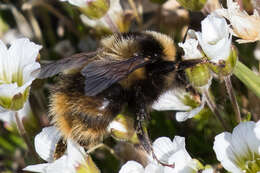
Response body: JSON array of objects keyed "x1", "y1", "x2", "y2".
[{"x1": 49, "y1": 74, "x2": 124, "y2": 147}]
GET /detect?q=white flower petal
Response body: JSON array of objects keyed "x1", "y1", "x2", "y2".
[
  {"x1": 231, "y1": 122, "x2": 259, "y2": 158},
  {"x1": 175, "y1": 94, "x2": 206, "y2": 122},
  {"x1": 23, "y1": 63, "x2": 41, "y2": 83},
  {"x1": 23, "y1": 163, "x2": 51, "y2": 173},
  {"x1": 195, "y1": 14, "x2": 232, "y2": 62},
  {"x1": 44, "y1": 156, "x2": 70, "y2": 173},
  {"x1": 119, "y1": 161, "x2": 145, "y2": 173},
  {"x1": 0, "y1": 83, "x2": 23, "y2": 100},
  {"x1": 24, "y1": 156, "x2": 69, "y2": 173},
  {"x1": 8, "y1": 38, "x2": 41, "y2": 71},
  {"x1": 144, "y1": 163, "x2": 164, "y2": 173},
  {"x1": 66, "y1": 139, "x2": 86, "y2": 170},
  {"x1": 34, "y1": 126, "x2": 62, "y2": 162},
  {"x1": 120, "y1": 136, "x2": 210, "y2": 173},
  {"x1": 167, "y1": 150, "x2": 195, "y2": 173},
  {"x1": 152, "y1": 137, "x2": 176, "y2": 163},
  {"x1": 152, "y1": 88, "x2": 192, "y2": 111},
  {"x1": 201, "y1": 15, "x2": 228, "y2": 44},
  {"x1": 213, "y1": 132, "x2": 243, "y2": 173},
  {"x1": 171, "y1": 136, "x2": 187, "y2": 151},
  {"x1": 0, "y1": 41, "x2": 7, "y2": 80},
  {"x1": 202, "y1": 168, "x2": 214, "y2": 173},
  {"x1": 196, "y1": 31, "x2": 231, "y2": 62},
  {"x1": 178, "y1": 38, "x2": 203, "y2": 60},
  {"x1": 152, "y1": 136, "x2": 189, "y2": 165}
]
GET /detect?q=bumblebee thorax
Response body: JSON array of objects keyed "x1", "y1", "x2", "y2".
[
  {"x1": 101, "y1": 34, "x2": 139, "y2": 60},
  {"x1": 100, "y1": 31, "x2": 176, "y2": 62}
]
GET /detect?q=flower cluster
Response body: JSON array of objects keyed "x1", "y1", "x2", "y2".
[{"x1": 119, "y1": 136, "x2": 213, "y2": 173}]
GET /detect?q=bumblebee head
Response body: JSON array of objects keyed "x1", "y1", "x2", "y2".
[{"x1": 143, "y1": 31, "x2": 176, "y2": 62}]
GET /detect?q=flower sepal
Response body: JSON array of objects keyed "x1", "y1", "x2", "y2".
[
  {"x1": 185, "y1": 63, "x2": 211, "y2": 87},
  {"x1": 208, "y1": 47, "x2": 238, "y2": 77}
]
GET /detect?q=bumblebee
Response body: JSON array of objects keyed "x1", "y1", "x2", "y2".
[{"x1": 38, "y1": 31, "x2": 203, "y2": 163}]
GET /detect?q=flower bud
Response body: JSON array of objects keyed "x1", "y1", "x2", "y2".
[
  {"x1": 208, "y1": 47, "x2": 238, "y2": 76},
  {"x1": 177, "y1": 0, "x2": 207, "y2": 11},
  {"x1": 185, "y1": 63, "x2": 212, "y2": 87},
  {"x1": 107, "y1": 114, "x2": 137, "y2": 143},
  {"x1": 80, "y1": 0, "x2": 129, "y2": 33},
  {"x1": 80, "y1": 0, "x2": 110, "y2": 19}
]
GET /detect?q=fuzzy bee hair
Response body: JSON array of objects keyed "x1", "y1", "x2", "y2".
[{"x1": 38, "y1": 31, "x2": 203, "y2": 161}]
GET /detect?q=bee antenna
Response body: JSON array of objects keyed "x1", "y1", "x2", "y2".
[{"x1": 177, "y1": 58, "x2": 207, "y2": 71}]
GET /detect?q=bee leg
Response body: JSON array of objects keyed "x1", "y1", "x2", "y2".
[
  {"x1": 135, "y1": 119, "x2": 175, "y2": 168},
  {"x1": 134, "y1": 87, "x2": 174, "y2": 168},
  {"x1": 54, "y1": 137, "x2": 67, "y2": 160}
]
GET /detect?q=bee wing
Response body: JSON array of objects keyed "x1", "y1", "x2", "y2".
[
  {"x1": 36, "y1": 51, "x2": 98, "y2": 79},
  {"x1": 81, "y1": 55, "x2": 153, "y2": 96}
]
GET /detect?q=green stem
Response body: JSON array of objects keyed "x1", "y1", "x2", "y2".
[
  {"x1": 224, "y1": 76, "x2": 241, "y2": 123},
  {"x1": 14, "y1": 112, "x2": 39, "y2": 162},
  {"x1": 203, "y1": 89, "x2": 229, "y2": 131},
  {"x1": 233, "y1": 61, "x2": 260, "y2": 99}
]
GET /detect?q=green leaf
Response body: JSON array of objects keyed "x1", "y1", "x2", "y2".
[{"x1": 233, "y1": 61, "x2": 260, "y2": 99}]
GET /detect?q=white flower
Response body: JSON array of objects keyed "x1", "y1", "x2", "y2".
[
  {"x1": 213, "y1": 121, "x2": 260, "y2": 173},
  {"x1": 178, "y1": 39, "x2": 203, "y2": 60},
  {"x1": 80, "y1": 0, "x2": 125, "y2": 32},
  {"x1": 0, "y1": 38, "x2": 41, "y2": 112},
  {"x1": 152, "y1": 88, "x2": 205, "y2": 122},
  {"x1": 216, "y1": 0, "x2": 260, "y2": 43},
  {"x1": 23, "y1": 126, "x2": 99, "y2": 173},
  {"x1": 195, "y1": 14, "x2": 232, "y2": 63},
  {"x1": 119, "y1": 136, "x2": 213, "y2": 173}
]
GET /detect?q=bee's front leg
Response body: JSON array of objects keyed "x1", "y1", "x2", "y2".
[
  {"x1": 133, "y1": 86, "x2": 175, "y2": 168},
  {"x1": 133, "y1": 86, "x2": 152, "y2": 153}
]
